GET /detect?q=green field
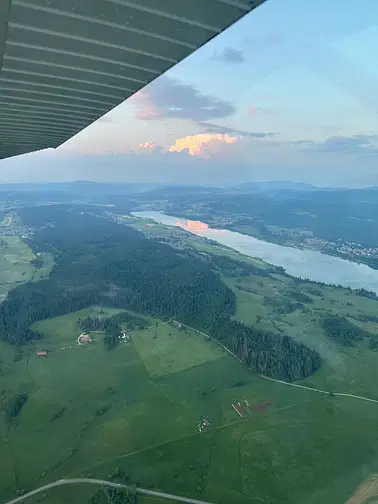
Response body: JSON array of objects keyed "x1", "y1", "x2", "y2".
[
  {"x1": 2, "y1": 218, "x2": 378, "y2": 503},
  {"x1": 0, "y1": 235, "x2": 53, "y2": 301},
  {"x1": 2, "y1": 301, "x2": 378, "y2": 504},
  {"x1": 132, "y1": 323, "x2": 226, "y2": 377},
  {"x1": 0, "y1": 236, "x2": 35, "y2": 300}
]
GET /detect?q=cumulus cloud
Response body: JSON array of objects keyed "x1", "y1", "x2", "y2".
[
  {"x1": 211, "y1": 47, "x2": 245, "y2": 64},
  {"x1": 131, "y1": 75, "x2": 235, "y2": 121},
  {"x1": 1, "y1": 140, "x2": 377, "y2": 187},
  {"x1": 168, "y1": 133, "x2": 239, "y2": 158}
]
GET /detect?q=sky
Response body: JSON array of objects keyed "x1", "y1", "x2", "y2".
[{"x1": 1, "y1": 0, "x2": 378, "y2": 187}]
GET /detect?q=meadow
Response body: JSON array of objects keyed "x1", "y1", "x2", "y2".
[
  {"x1": 1, "y1": 299, "x2": 378, "y2": 504},
  {"x1": 2, "y1": 218, "x2": 378, "y2": 503},
  {"x1": 0, "y1": 234, "x2": 53, "y2": 302},
  {"x1": 0, "y1": 236, "x2": 35, "y2": 301}
]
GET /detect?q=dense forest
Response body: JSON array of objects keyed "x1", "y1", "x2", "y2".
[
  {"x1": 0, "y1": 207, "x2": 321, "y2": 381},
  {"x1": 210, "y1": 317, "x2": 321, "y2": 381}
]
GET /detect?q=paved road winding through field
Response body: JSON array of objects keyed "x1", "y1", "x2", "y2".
[{"x1": 3, "y1": 478, "x2": 214, "y2": 504}]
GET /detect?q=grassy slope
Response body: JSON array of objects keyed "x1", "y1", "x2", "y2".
[
  {"x1": 1, "y1": 304, "x2": 378, "y2": 504},
  {"x1": 132, "y1": 323, "x2": 226, "y2": 377},
  {"x1": 2, "y1": 220, "x2": 378, "y2": 503},
  {"x1": 130, "y1": 216, "x2": 378, "y2": 397},
  {"x1": 0, "y1": 235, "x2": 53, "y2": 301},
  {"x1": 228, "y1": 272, "x2": 378, "y2": 399},
  {"x1": 0, "y1": 236, "x2": 35, "y2": 300}
]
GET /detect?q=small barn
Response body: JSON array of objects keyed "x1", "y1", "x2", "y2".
[{"x1": 36, "y1": 350, "x2": 48, "y2": 357}]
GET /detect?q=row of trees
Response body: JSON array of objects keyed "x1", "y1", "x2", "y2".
[
  {"x1": 322, "y1": 316, "x2": 369, "y2": 346},
  {"x1": 78, "y1": 313, "x2": 148, "y2": 333},
  {"x1": 78, "y1": 315, "x2": 121, "y2": 334},
  {"x1": 4, "y1": 393, "x2": 28, "y2": 423}
]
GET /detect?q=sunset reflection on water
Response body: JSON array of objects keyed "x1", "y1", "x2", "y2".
[
  {"x1": 176, "y1": 218, "x2": 225, "y2": 234},
  {"x1": 133, "y1": 211, "x2": 378, "y2": 294}
]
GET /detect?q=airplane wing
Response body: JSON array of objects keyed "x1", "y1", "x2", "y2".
[{"x1": 0, "y1": 0, "x2": 266, "y2": 159}]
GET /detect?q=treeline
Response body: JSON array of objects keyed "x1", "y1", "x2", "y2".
[
  {"x1": 3, "y1": 393, "x2": 28, "y2": 423},
  {"x1": 210, "y1": 317, "x2": 321, "y2": 380},
  {"x1": 30, "y1": 256, "x2": 44, "y2": 269},
  {"x1": 78, "y1": 312, "x2": 148, "y2": 334},
  {"x1": 78, "y1": 316, "x2": 120, "y2": 334},
  {"x1": 291, "y1": 276, "x2": 378, "y2": 302},
  {"x1": 0, "y1": 207, "x2": 321, "y2": 381},
  {"x1": 289, "y1": 290, "x2": 313, "y2": 304},
  {"x1": 322, "y1": 316, "x2": 369, "y2": 346},
  {"x1": 368, "y1": 337, "x2": 378, "y2": 351},
  {"x1": 354, "y1": 288, "x2": 378, "y2": 300},
  {"x1": 204, "y1": 254, "x2": 273, "y2": 278}
]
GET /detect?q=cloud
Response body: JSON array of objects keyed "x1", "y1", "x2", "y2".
[
  {"x1": 131, "y1": 75, "x2": 235, "y2": 122},
  {"x1": 247, "y1": 106, "x2": 257, "y2": 115},
  {"x1": 132, "y1": 96, "x2": 162, "y2": 120},
  {"x1": 1, "y1": 142, "x2": 377, "y2": 188},
  {"x1": 136, "y1": 141, "x2": 162, "y2": 154},
  {"x1": 246, "y1": 105, "x2": 275, "y2": 115},
  {"x1": 196, "y1": 121, "x2": 276, "y2": 138},
  {"x1": 302, "y1": 135, "x2": 378, "y2": 155},
  {"x1": 168, "y1": 133, "x2": 239, "y2": 158},
  {"x1": 211, "y1": 47, "x2": 245, "y2": 64}
]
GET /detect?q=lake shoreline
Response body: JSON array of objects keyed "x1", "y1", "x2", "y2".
[{"x1": 132, "y1": 211, "x2": 378, "y2": 295}]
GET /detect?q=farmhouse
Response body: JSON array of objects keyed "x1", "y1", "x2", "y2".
[{"x1": 78, "y1": 334, "x2": 92, "y2": 344}]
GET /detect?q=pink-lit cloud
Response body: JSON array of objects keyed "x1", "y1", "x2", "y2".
[
  {"x1": 131, "y1": 75, "x2": 235, "y2": 122},
  {"x1": 134, "y1": 141, "x2": 163, "y2": 155},
  {"x1": 168, "y1": 133, "x2": 239, "y2": 159},
  {"x1": 247, "y1": 105, "x2": 258, "y2": 116},
  {"x1": 138, "y1": 141, "x2": 157, "y2": 150},
  {"x1": 131, "y1": 91, "x2": 164, "y2": 120}
]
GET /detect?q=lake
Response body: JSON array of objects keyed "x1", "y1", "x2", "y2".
[{"x1": 133, "y1": 211, "x2": 378, "y2": 294}]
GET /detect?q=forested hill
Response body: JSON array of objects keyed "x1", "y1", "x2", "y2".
[{"x1": 0, "y1": 207, "x2": 321, "y2": 381}]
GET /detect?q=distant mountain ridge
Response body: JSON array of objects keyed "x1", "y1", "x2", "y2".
[{"x1": 235, "y1": 181, "x2": 322, "y2": 192}]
